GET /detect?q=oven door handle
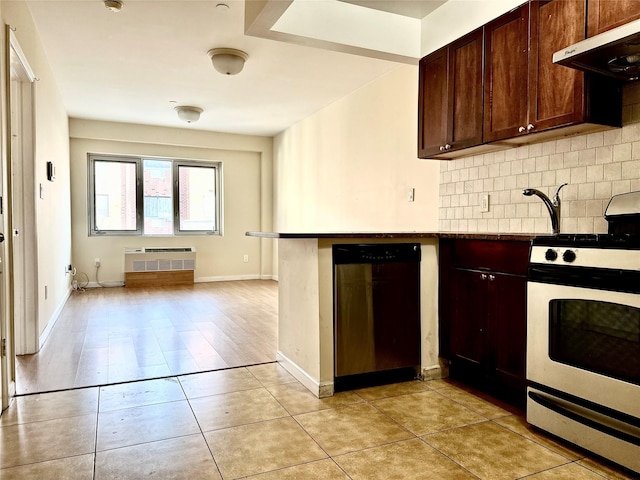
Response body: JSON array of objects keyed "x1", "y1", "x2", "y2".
[{"x1": 528, "y1": 391, "x2": 640, "y2": 447}]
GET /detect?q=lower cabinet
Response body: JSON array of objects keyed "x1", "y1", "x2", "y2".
[{"x1": 439, "y1": 239, "x2": 529, "y2": 409}]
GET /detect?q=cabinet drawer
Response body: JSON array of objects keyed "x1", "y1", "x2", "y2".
[{"x1": 442, "y1": 239, "x2": 530, "y2": 275}]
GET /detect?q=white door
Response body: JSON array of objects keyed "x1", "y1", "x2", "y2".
[{"x1": 1, "y1": 28, "x2": 37, "y2": 414}]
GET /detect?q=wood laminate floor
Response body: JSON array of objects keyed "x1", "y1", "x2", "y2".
[{"x1": 15, "y1": 280, "x2": 278, "y2": 394}]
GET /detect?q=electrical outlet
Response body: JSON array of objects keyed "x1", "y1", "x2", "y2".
[
  {"x1": 243, "y1": 254, "x2": 249, "y2": 263},
  {"x1": 94, "y1": 258, "x2": 101, "y2": 267},
  {"x1": 408, "y1": 188, "x2": 415, "y2": 202},
  {"x1": 481, "y1": 194, "x2": 490, "y2": 212}
]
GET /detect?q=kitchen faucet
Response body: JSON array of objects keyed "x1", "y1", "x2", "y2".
[{"x1": 522, "y1": 183, "x2": 568, "y2": 235}]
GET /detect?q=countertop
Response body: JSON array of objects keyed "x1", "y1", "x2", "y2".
[{"x1": 246, "y1": 231, "x2": 542, "y2": 241}]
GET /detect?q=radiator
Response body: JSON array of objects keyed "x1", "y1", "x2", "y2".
[{"x1": 124, "y1": 247, "x2": 196, "y2": 287}]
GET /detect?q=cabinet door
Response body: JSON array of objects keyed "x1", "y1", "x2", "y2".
[
  {"x1": 529, "y1": 0, "x2": 587, "y2": 132},
  {"x1": 449, "y1": 268, "x2": 488, "y2": 371},
  {"x1": 449, "y1": 28, "x2": 484, "y2": 151},
  {"x1": 488, "y1": 272, "x2": 527, "y2": 406},
  {"x1": 418, "y1": 47, "x2": 448, "y2": 158},
  {"x1": 484, "y1": 5, "x2": 529, "y2": 143},
  {"x1": 588, "y1": 0, "x2": 640, "y2": 36}
]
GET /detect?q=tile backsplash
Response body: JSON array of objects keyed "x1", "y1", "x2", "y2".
[{"x1": 439, "y1": 83, "x2": 640, "y2": 234}]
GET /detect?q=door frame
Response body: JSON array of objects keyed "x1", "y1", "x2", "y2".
[{"x1": 1, "y1": 26, "x2": 38, "y2": 413}]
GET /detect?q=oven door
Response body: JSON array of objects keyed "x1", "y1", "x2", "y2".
[
  {"x1": 527, "y1": 280, "x2": 640, "y2": 417},
  {"x1": 527, "y1": 275, "x2": 640, "y2": 473}
]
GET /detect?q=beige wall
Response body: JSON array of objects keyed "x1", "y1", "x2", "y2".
[
  {"x1": 69, "y1": 120, "x2": 273, "y2": 285},
  {"x1": 1, "y1": 1, "x2": 72, "y2": 343},
  {"x1": 273, "y1": 65, "x2": 440, "y2": 234}
]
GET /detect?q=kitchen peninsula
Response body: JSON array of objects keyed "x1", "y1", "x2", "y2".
[{"x1": 247, "y1": 231, "x2": 534, "y2": 399}]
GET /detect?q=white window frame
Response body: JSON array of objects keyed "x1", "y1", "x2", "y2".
[{"x1": 87, "y1": 154, "x2": 222, "y2": 237}]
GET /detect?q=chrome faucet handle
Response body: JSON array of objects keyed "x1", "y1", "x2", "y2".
[{"x1": 553, "y1": 183, "x2": 568, "y2": 206}]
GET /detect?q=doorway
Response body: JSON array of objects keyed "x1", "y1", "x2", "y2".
[{"x1": 1, "y1": 26, "x2": 38, "y2": 411}]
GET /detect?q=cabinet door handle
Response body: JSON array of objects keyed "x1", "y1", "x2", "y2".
[
  {"x1": 444, "y1": 144, "x2": 452, "y2": 150},
  {"x1": 481, "y1": 273, "x2": 488, "y2": 280},
  {"x1": 489, "y1": 274, "x2": 495, "y2": 281},
  {"x1": 527, "y1": 124, "x2": 535, "y2": 131},
  {"x1": 518, "y1": 126, "x2": 526, "y2": 133},
  {"x1": 439, "y1": 146, "x2": 445, "y2": 152}
]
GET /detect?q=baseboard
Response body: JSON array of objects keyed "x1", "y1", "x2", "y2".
[
  {"x1": 276, "y1": 351, "x2": 334, "y2": 398},
  {"x1": 421, "y1": 359, "x2": 449, "y2": 381},
  {"x1": 196, "y1": 274, "x2": 276, "y2": 282},
  {"x1": 84, "y1": 281, "x2": 125, "y2": 289},
  {"x1": 39, "y1": 286, "x2": 73, "y2": 349}
]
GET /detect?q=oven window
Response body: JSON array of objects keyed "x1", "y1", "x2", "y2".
[{"x1": 549, "y1": 299, "x2": 640, "y2": 385}]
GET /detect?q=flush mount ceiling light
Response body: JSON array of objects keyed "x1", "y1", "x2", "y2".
[
  {"x1": 174, "y1": 106, "x2": 203, "y2": 123},
  {"x1": 104, "y1": 0, "x2": 123, "y2": 12},
  {"x1": 207, "y1": 48, "x2": 248, "y2": 75}
]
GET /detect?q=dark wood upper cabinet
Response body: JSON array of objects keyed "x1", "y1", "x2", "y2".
[
  {"x1": 484, "y1": 0, "x2": 621, "y2": 144},
  {"x1": 529, "y1": 0, "x2": 587, "y2": 131},
  {"x1": 483, "y1": 5, "x2": 529, "y2": 143},
  {"x1": 587, "y1": 0, "x2": 640, "y2": 36},
  {"x1": 418, "y1": 29, "x2": 483, "y2": 159}
]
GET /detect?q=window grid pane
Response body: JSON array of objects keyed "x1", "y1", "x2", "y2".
[
  {"x1": 143, "y1": 159, "x2": 173, "y2": 235},
  {"x1": 94, "y1": 160, "x2": 137, "y2": 231},
  {"x1": 178, "y1": 165, "x2": 216, "y2": 232}
]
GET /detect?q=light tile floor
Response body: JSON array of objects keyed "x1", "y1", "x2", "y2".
[{"x1": 1, "y1": 363, "x2": 636, "y2": 479}]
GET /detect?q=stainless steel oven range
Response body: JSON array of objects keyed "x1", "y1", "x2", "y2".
[{"x1": 526, "y1": 191, "x2": 640, "y2": 474}]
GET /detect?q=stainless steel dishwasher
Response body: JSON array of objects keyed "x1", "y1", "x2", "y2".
[{"x1": 333, "y1": 243, "x2": 421, "y2": 391}]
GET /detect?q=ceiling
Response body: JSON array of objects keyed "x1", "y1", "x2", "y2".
[{"x1": 25, "y1": 0, "x2": 445, "y2": 136}]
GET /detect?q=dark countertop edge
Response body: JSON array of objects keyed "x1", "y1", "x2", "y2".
[{"x1": 245, "y1": 231, "x2": 542, "y2": 241}]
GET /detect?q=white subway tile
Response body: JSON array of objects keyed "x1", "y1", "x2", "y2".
[
  {"x1": 604, "y1": 163, "x2": 622, "y2": 181},
  {"x1": 594, "y1": 181, "x2": 612, "y2": 199},
  {"x1": 612, "y1": 179, "x2": 632, "y2": 195},
  {"x1": 586, "y1": 164, "x2": 604, "y2": 182},
  {"x1": 570, "y1": 166, "x2": 587, "y2": 184},
  {"x1": 523, "y1": 157, "x2": 537, "y2": 173},
  {"x1": 542, "y1": 140, "x2": 557, "y2": 155},
  {"x1": 498, "y1": 218, "x2": 510, "y2": 231},
  {"x1": 563, "y1": 151, "x2": 579, "y2": 168},
  {"x1": 596, "y1": 141, "x2": 614, "y2": 163},
  {"x1": 488, "y1": 218, "x2": 500, "y2": 231},
  {"x1": 517, "y1": 145, "x2": 530, "y2": 159},
  {"x1": 586, "y1": 132, "x2": 604, "y2": 149},
  {"x1": 509, "y1": 218, "x2": 522, "y2": 233},
  {"x1": 603, "y1": 128, "x2": 622, "y2": 146},
  {"x1": 586, "y1": 199, "x2": 605, "y2": 217},
  {"x1": 556, "y1": 138, "x2": 572, "y2": 153},
  {"x1": 535, "y1": 155, "x2": 550, "y2": 171},
  {"x1": 621, "y1": 159, "x2": 640, "y2": 179},
  {"x1": 578, "y1": 148, "x2": 596, "y2": 166},
  {"x1": 529, "y1": 143, "x2": 543, "y2": 157},
  {"x1": 478, "y1": 165, "x2": 488, "y2": 179},
  {"x1": 542, "y1": 170, "x2": 556, "y2": 186},
  {"x1": 613, "y1": 143, "x2": 632, "y2": 162},
  {"x1": 528, "y1": 171, "x2": 542, "y2": 187},
  {"x1": 621, "y1": 122, "x2": 640, "y2": 143},
  {"x1": 578, "y1": 182, "x2": 595, "y2": 200},
  {"x1": 571, "y1": 135, "x2": 587, "y2": 151}
]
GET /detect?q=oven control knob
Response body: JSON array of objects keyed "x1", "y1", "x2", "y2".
[
  {"x1": 544, "y1": 249, "x2": 558, "y2": 261},
  {"x1": 562, "y1": 249, "x2": 577, "y2": 263}
]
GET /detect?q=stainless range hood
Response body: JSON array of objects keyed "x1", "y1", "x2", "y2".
[{"x1": 553, "y1": 18, "x2": 640, "y2": 81}]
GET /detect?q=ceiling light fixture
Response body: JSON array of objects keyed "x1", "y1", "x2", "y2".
[
  {"x1": 207, "y1": 48, "x2": 248, "y2": 75},
  {"x1": 104, "y1": 0, "x2": 123, "y2": 12},
  {"x1": 174, "y1": 106, "x2": 203, "y2": 123}
]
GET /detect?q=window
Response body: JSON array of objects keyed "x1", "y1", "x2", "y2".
[{"x1": 88, "y1": 154, "x2": 222, "y2": 236}]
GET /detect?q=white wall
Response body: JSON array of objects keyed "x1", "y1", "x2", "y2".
[
  {"x1": 69, "y1": 120, "x2": 274, "y2": 285},
  {"x1": 421, "y1": 0, "x2": 522, "y2": 56},
  {"x1": 274, "y1": 65, "x2": 440, "y2": 233},
  {"x1": 1, "y1": 1, "x2": 72, "y2": 341}
]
